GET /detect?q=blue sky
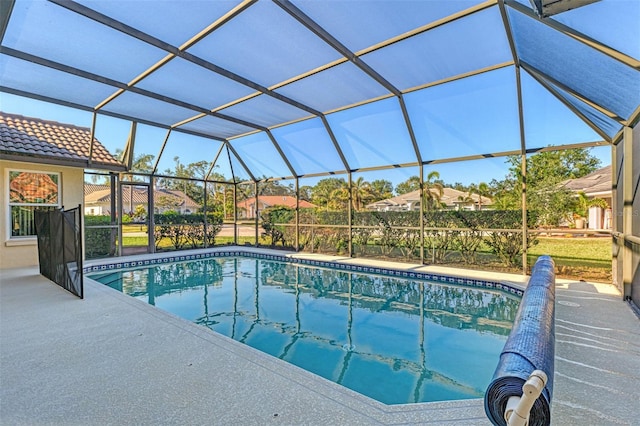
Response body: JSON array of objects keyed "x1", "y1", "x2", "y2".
[{"x1": 1, "y1": 91, "x2": 612, "y2": 188}]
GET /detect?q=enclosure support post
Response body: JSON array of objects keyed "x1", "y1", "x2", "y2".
[
  {"x1": 148, "y1": 176, "x2": 155, "y2": 253},
  {"x1": 515, "y1": 65, "x2": 528, "y2": 276},
  {"x1": 521, "y1": 153, "x2": 528, "y2": 275},
  {"x1": 233, "y1": 184, "x2": 238, "y2": 245},
  {"x1": 117, "y1": 180, "x2": 123, "y2": 256},
  {"x1": 110, "y1": 173, "x2": 117, "y2": 257},
  {"x1": 255, "y1": 181, "x2": 259, "y2": 247},
  {"x1": 88, "y1": 112, "x2": 96, "y2": 167},
  {"x1": 295, "y1": 177, "x2": 300, "y2": 252},
  {"x1": 611, "y1": 141, "x2": 621, "y2": 290},
  {"x1": 622, "y1": 126, "x2": 634, "y2": 299},
  {"x1": 203, "y1": 181, "x2": 208, "y2": 249},
  {"x1": 420, "y1": 166, "x2": 425, "y2": 264},
  {"x1": 348, "y1": 172, "x2": 353, "y2": 257}
]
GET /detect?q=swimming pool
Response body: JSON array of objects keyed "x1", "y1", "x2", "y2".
[{"x1": 88, "y1": 252, "x2": 521, "y2": 405}]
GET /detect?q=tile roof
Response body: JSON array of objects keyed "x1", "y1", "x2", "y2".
[
  {"x1": 367, "y1": 188, "x2": 492, "y2": 209},
  {"x1": 237, "y1": 195, "x2": 317, "y2": 210},
  {"x1": 84, "y1": 184, "x2": 200, "y2": 209},
  {"x1": 0, "y1": 112, "x2": 123, "y2": 169}
]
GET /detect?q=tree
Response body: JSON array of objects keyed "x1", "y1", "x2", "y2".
[
  {"x1": 258, "y1": 180, "x2": 294, "y2": 196},
  {"x1": 423, "y1": 171, "x2": 444, "y2": 211},
  {"x1": 496, "y1": 149, "x2": 601, "y2": 226},
  {"x1": 157, "y1": 157, "x2": 215, "y2": 209},
  {"x1": 396, "y1": 176, "x2": 421, "y2": 195},
  {"x1": 299, "y1": 185, "x2": 313, "y2": 201},
  {"x1": 350, "y1": 177, "x2": 373, "y2": 211},
  {"x1": 132, "y1": 204, "x2": 147, "y2": 221},
  {"x1": 369, "y1": 179, "x2": 393, "y2": 202},
  {"x1": 115, "y1": 150, "x2": 154, "y2": 182},
  {"x1": 468, "y1": 182, "x2": 490, "y2": 210},
  {"x1": 311, "y1": 178, "x2": 346, "y2": 210}
]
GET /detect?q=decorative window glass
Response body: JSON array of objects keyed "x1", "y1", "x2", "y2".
[{"x1": 7, "y1": 170, "x2": 60, "y2": 238}]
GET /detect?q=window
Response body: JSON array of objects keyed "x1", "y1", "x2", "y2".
[{"x1": 7, "y1": 170, "x2": 60, "y2": 238}]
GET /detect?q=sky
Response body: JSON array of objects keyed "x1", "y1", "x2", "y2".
[
  {"x1": 1, "y1": 0, "x2": 628, "y2": 190},
  {"x1": 1, "y1": 91, "x2": 612, "y2": 190}
]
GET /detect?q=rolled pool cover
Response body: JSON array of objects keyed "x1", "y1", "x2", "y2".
[{"x1": 484, "y1": 255, "x2": 555, "y2": 426}]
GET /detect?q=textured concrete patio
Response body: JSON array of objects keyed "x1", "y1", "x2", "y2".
[{"x1": 1, "y1": 249, "x2": 639, "y2": 425}]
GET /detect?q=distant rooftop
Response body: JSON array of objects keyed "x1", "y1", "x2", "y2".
[
  {"x1": 0, "y1": 112, "x2": 123, "y2": 170},
  {"x1": 84, "y1": 184, "x2": 200, "y2": 210},
  {"x1": 367, "y1": 188, "x2": 492, "y2": 210},
  {"x1": 237, "y1": 195, "x2": 317, "y2": 210},
  {"x1": 562, "y1": 165, "x2": 612, "y2": 196}
]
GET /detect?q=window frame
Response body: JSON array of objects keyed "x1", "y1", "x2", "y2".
[{"x1": 6, "y1": 168, "x2": 62, "y2": 240}]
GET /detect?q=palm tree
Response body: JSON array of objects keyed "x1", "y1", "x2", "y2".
[
  {"x1": 351, "y1": 177, "x2": 373, "y2": 211},
  {"x1": 476, "y1": 182, "x2": 490, "y2": 210},
  {"x1": 456, "y1": 194, "x2": 474, "y2": 210},
  {"x1": 396, "y1": 176, "x2": 421, "y2": 195},
  {"x1": 423, "y1": 171, "x2": 444, "y2": 211}
]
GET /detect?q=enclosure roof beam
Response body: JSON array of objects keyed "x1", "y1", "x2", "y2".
[
  {"x1": 48, "y1": 0, "x2": 323, "y2": 118},
  {"x1": 226, "y1": 142, "x2": 257, "y2": 183},
  {"x1": 0, "y1": 46, "x2": 265, "y2": 135},
  {"x1": 151, "y1": 128, "x2": 173, "y2": 175},
  {"x1": 274, "y1": 0, "x2": 423, "y2": 165},
  {"x1": 0, "y1": 0, "x2": 15, "y2": 45},
  {"x1": 265, "y1": 129, "x2": 298, "y2": 178},
  {"x1": 206, "y1": 142, "x2": 227, "y2": 181}
]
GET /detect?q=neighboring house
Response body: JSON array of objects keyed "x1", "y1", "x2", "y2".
[
  {"x1": 84, "y1": 185, "x2": 200, "y2": 216},
  {"x1": 367, "y1": 188, "x2": 492, "y2": 212},
  {"x1": 1, "y1": 112, "x2": 123, "y2": 269},
  {"x1": 562, "y1": 165, "x2": 612, "y2": 229},
  {"x1": 236, "y1": 195, "x2": 317, "y2": 219}
]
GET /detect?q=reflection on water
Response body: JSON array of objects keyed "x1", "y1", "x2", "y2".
[{"x1": 90, "y1": 257, "x2": 519, "y2": 405}]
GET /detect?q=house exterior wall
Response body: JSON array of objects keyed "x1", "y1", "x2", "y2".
[
  {"x1": 1, "y1": 159, "x2": 84, "y2": 269},
  {"x1": 84, "y1": 204, "x2": 107, "y2": 216},
  {"x1": 238, "y1": 201, "x2": 267, "y2": 219}
]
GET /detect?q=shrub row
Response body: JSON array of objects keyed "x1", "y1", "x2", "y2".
[
  {"x1": 261, "y1": 208, "x2": 539, "y2": 267},
  {"x1": 84, "y1": 215, "x2": 116, "y2": 259},
  {"x1": 154, "y1": 213, "x2": 223, "y2": 250},
  {"x1": 84, "y1": 213, "x2": 224, "y2": 257}
]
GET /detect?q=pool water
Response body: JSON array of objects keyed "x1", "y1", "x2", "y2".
[{"x1": 89, "y1": 256, "x2": 519, "y2": 405}]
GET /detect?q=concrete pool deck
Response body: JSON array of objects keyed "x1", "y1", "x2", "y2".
[{"x1": 1, "y1": 247, "x2": 639, "y2": 425}]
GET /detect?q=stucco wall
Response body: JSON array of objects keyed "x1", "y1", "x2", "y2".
[{"x1": 1, "y1": 160, "x2": 84, "y2": 269}]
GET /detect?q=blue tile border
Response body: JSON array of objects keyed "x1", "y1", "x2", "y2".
[{"x1": 84, "y1": 250, "x2": 524, "y2": 297}]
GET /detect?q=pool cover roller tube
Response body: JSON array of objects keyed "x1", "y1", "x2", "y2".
[{"x1": 484, "y1": 255, "x2": 555, "y2": 426}]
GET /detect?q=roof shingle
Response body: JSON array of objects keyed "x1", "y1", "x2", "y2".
[{"x1": 562, "y1": 165, "x2": 612, "y2": 196}]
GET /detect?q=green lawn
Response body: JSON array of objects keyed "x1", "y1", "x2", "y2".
[
  {"x1": 122, "y1": 235, "x2": 259, "y2": 248},
  {"x1": 122, "y1": 224, "x2": 147, "y2": 233},
  {"x1": 528, "y1": 237, "x2": 610, "y2": 264},
  {"x1": 125, "y1": 234, "x2": 611, "y2": 262}
]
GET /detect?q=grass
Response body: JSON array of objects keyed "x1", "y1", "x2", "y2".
[
  {"x1": 124, "y1": 235, "x2": 612, "y2": 263},
  {"x1": 122, "y1": 224, "x2": 147, "y2": 233},
  {"x1": 122, "y1": 235, "x2": 259, "y2": 248},
  {"x1": 528, "y1": 237, "x2": 610, "y2": 265}
]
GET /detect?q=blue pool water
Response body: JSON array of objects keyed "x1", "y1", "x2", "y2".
[{"x1": 89, "y1": 256, "x2": 519, "y2": 405}]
